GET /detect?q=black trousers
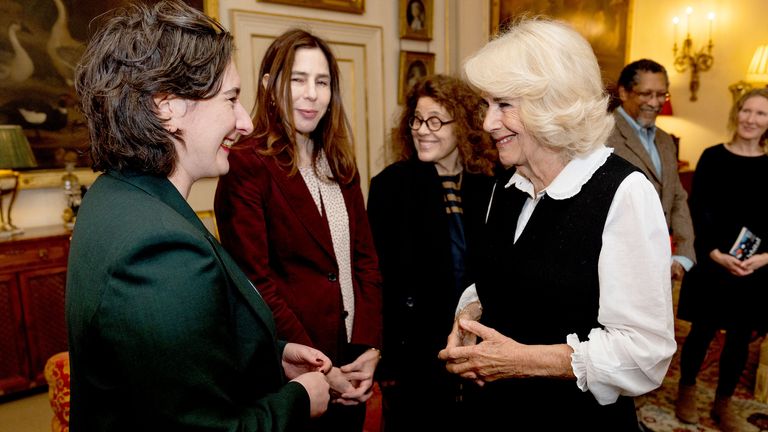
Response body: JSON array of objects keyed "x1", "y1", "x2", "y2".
[
  {"x1": 381, "y1": 378, "x2": 469, "y2": 432},
  {"x1": 679, "y1": 321, "x2": 753, "y2": 397}
]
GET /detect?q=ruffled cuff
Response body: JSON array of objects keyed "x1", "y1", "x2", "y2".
[
  {"x1": 567, "y1": 332, "x2": 624, "y2": 405},
  {"x1": 567, "y1": 333, "x2": 588, "y2": 392}
]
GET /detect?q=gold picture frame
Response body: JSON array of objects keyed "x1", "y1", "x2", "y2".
[
  {"x1": 398, "y1": 51, "x2": 435, "y2": 105},
  {"x1": 490, "y1": 0, "x2": 632, "y2": 87},
  {"x1": 399, "y1": 0, "x2": 433, "y2": 41},
  {"x1": 259, "y1": 0, "x2": 365, "y2": 14},
  {"x1": 11, "y1": 0, "x2": 216, "y2": 189}
]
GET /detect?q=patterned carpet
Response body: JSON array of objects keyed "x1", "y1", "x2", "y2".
[{"x1": 636, "y1": 313, "x2": 768, "y2": 432}]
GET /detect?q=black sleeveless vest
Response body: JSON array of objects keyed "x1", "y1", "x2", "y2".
[{"x1": 469, "y1": 154, "x2": 641, "y2": 431}]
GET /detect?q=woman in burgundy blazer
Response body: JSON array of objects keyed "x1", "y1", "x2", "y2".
[{"x1": 214, "y1": 29, "x2": 382, "y2": 432}]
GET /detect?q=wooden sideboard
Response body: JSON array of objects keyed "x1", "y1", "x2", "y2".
[{"x1": 0, "y1": 226, "x2": 70, "y2": 397}]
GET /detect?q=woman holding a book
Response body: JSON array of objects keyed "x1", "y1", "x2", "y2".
[{"x1": 676, "y1": 88, "x2": 768, "y2": 431}]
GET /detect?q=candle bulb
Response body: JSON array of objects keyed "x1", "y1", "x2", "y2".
[
  {"x1": 672, "y1": 16, "x2": 679, "y2": 47},
  {"x1": 671, "y1": 7, "x2": 714, "y2": 101}
]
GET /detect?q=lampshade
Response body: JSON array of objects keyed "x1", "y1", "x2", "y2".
[
  {"x1": 0, "y1": 125, "x2": 37, "y2": 169},
  {"x1": 746, "y1": 45, "x2": 768, "y2": 83},
  {"x1": 659, "y1": 97, "x2": 674, "y2": 116}
]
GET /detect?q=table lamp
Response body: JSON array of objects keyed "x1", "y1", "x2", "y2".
[
  {"x1": 729, "y1": 44, "x2": 768, "y2": 102},
  {"x1": 0, "y1": 125, "x2": 38, "y2": 236},
  {"x1": 745, "y1": 44, "x2": 768, "y2": 84}
]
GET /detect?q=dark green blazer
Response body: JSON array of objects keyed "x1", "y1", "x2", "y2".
[{"x1": 66, "y1": 170, "x2": 309, "y2": 431}]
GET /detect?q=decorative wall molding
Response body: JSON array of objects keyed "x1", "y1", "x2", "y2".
[{"x1": 230, "y1": 10, "x2": 386, "y2": 196}]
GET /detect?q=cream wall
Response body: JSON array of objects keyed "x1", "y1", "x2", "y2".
[
  {"x1": 214, "y1": 0, "x2": 768, "y2": 172},
  {"x1": 14, "y1": 0, "x2": 762, "y2": 230},
  {"x1": 11, "y1": 0, "x2": 471, "y2": 229},
  {"x1": 630, "y1": 0, "x2": 768, "y2": 169}
]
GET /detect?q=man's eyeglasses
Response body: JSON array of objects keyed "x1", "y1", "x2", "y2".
[
  {"x1": 632, "y1": 90, "x2": 670, "y2": 101},
  {"x1": 408, "y1": 115, "x2": 455, "y2": 132}
]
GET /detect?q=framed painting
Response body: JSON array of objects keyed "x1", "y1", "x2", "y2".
[
  {"x1": 491, "y1": 0, "x2": 632, "y2": 86},
  {"x1": 399, "y1": 0, "x2": 432, "y2": 41},
  {"x1": 398, "y1": 51, "x2": 435, "y2": 105},
  {"x1": 259, "y1": 0, "x2": 365, "y2": 14},
  {"x1": 0, "y1": 0, "x2": 213, "y2": 187}
]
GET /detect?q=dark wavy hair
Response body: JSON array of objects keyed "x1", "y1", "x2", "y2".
[
  {"x1": 75, "y1": 0, "x2": 233, "y2": 176},
  {"x1": 394, "y1": 74, "x2": 496, "y2": 175},
  {"x1": 251, "y1": 28, "x2": 357, "y2": 184}
]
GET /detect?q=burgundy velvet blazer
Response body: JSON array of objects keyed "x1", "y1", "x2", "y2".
[{"x1": 214, "y1": 138, "x2": 382, "y2": 362}]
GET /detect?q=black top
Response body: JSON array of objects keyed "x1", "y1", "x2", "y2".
[
  {"x1": 677, "y1": 144, "x2": 768, "y2": 329},
  {"x1": 367, "y1": 159, "x2": 494, "y2": 382}
]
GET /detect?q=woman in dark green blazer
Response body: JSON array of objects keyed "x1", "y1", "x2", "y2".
[{"x1": 66, "y1": 2, "x2": 331, "y2": 430}]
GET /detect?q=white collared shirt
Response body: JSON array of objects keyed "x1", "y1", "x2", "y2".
[{"x1": 457, "y1": 146, "x2": 676, "y2": 405}]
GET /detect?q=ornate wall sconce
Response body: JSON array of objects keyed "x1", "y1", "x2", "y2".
[{"x1": 672, "y1": 7, "x2": 715, "y2": 102}]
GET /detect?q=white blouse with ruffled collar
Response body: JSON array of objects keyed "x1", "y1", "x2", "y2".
[{"x1": 457, "y1": 144, "x2": 676, "y2": 405}]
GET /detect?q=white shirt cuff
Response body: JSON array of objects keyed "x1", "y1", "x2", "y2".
[{"x1": 567, "y1": 333, "x2": 588, "y2": 393}]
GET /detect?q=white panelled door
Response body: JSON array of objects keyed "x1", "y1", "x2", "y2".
[{"x1": 230, "y1": 11, "x2": 385, "y2": 198}]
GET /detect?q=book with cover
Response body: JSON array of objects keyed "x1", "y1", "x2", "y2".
[{"x1": 728, "y1": 226, "x2": 762, "y2": 261}]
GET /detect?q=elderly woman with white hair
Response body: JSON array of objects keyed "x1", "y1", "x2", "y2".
[{"x1": 438, "y1": 18, "x2": 676, "y2": 430}]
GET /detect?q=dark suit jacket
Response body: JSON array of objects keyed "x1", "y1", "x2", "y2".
[
  {"x1": 66, "y1": 170, "x2": 309, "y2": 431},
  {"x1": 214, "y1": 141, "x2": 382, "y2": 363},
  {"x1": 366, "y1": 159, "x2": 493, "y2": 381},
  {"x1": 607, "y1": 112, "x2": 695, "y2": 263}
]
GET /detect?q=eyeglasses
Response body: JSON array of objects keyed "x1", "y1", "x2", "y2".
[
  {"x1": 632, "y1": 90, "x2": 670, "y2": 101},
  {"x1": 408, "y1": 115, "x2": 455, "y2": 132}
]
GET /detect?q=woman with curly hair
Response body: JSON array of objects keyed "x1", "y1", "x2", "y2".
[{"x1": 367, "y1": 74, "x2": 496, "y2": 432}]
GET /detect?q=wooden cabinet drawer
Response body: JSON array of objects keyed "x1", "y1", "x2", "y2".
[
  {"x1": 0, "y1": 227, "x2": 70, "y2": 272},
  {"x1": 0, "y1": 241, "x2": 68, "y2": 272}
]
